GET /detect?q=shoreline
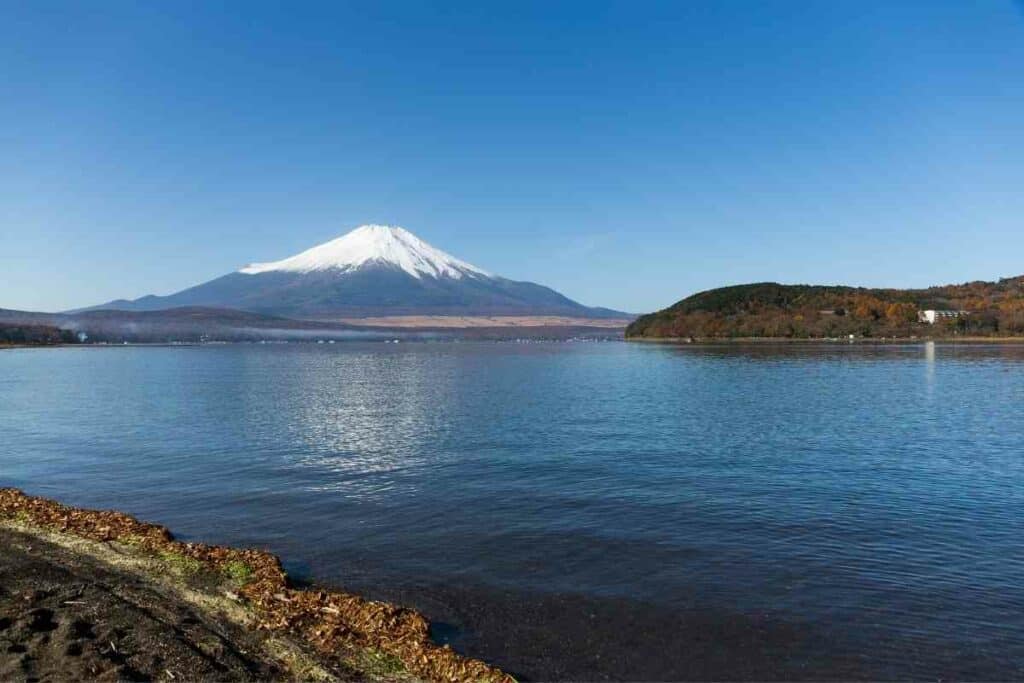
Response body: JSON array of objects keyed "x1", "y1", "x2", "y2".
[
  {"x1": 625, "y1": 335, "x2": 1024, "y2": 344},
  {"x1": 9, "y1": 335, "x2": 1024, "y2": 352},
  {"x1": 0, "y1": 489, "x2": 511, "y2": 683},
  {"x1": 0, "y1": 343, "x2": 69, "y2": 350}
]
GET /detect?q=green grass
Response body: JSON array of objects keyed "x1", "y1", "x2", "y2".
[
  {"x1": 159, "y1": 550, "x2": 203, "y2": 575},
  {"x1": 223, "y1": 560, "x2": 255, "y2": 585},
  {"x1": 120, "y1": 534, "x2": 148, "y2": 548},
  {"x1": 13, "y1": 510, "x2": 33, "y2": 524},
  {"x1": 346, "y1": 649, "x2": 408, "y2": 678}
]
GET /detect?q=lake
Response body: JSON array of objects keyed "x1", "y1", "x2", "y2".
[{"x1": 2, "y1": 341, "x2": 1023, "y2": 680}]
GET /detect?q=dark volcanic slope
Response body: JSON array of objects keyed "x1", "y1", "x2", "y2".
[
  {"x1": 95, "y1": 266, "x2": 625, "y2": 319},
  {"x1": 79, "y1": 225, "x2": 629, "y2": 320}
]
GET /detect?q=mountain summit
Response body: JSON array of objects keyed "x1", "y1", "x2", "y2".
[
  {"x1": 240, "y1": 225, "x2": 490, "y2": 280},
  {"x1": 86, "y1": 225, "x2": 628, "y2": 321}
]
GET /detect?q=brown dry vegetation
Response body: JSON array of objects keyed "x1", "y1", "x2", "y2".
[{"x1": 0, "y1": 489, "x2": 512, "y2": 683}]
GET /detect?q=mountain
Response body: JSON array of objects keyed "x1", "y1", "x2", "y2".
[
  {"x1": 626, "y1": 277, "x2": 1024, "y2": 339},
  {"x1": 85, "y1": 225, "x2": 629, "y2": 320}
]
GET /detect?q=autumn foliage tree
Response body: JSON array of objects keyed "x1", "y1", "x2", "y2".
[
  {"x1": 885, "y1": 302, "x2": 918, "y2": 323},
  {"x1": 626, "y1": 276, "x2": 1024, "y2": 339}
]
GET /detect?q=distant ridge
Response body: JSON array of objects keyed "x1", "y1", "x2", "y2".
[
  {"x1": 0, "y1": 306, "x2": 626, "y2": 343},
  {"x1": 80, "y1": 224, "x2": 629, "y2": 321},
  {"x1": 0, "y1": 306, "x2": 364, "y2": 343}
]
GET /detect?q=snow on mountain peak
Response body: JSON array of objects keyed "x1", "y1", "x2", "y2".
[{"x1": 239, "y1": 224, "x2": 491, "y2": 279}]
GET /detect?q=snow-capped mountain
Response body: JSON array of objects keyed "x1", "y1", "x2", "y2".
[
  {"x1": 87, "y1": 225, "x2": 628, "y2": 320},
  {"x1": 240, "y1": 225, "x2": 490, "y2": 279}
]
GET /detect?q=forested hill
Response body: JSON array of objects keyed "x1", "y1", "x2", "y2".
[
  {"x1": 0, "y1": 323, "x2": 78, "y2": 346},
  {"x1": 626, "y1": 277, "x2": 1024, "y2": 340}
]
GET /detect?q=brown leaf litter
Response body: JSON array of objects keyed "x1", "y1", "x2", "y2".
[{"x1": 0, "y1": 488, "x2": 513, "y2": 683}]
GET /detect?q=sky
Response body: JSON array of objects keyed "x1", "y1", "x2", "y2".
[{"x1": 2, "y1": 1, "x2": 1023, "y2": 314}]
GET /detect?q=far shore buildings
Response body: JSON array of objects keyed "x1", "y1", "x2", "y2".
[{"x1": 918, "y1": 309, "x2": 967, "y2": 324}]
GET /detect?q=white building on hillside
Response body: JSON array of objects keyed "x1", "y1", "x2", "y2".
[{"x1": 918, "y1": 309, "x2": 965, "y2": 324}]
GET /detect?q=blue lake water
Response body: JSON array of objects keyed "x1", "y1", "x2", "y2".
[{"x1": 2, "y1": 342, "x2": 1023, "y2": 679}]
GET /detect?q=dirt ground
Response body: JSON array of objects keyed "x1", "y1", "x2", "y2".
[
  {"x1": 0, "y1": 489, "x2": 508, "y2": 683},
  {"x1": 0, "y1": 526, "x2": 287, "y2": 682}
]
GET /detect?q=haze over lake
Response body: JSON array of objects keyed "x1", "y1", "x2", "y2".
[{"x1": 3, "y1": 342, "x2": 1023, "y2": 679}]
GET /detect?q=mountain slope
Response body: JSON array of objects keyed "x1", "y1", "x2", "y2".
[
  {"x1": 85, "y1": 225, "x2": 628, "y2": 320},
  {"x1": 626, "y1": 277, "x2": 1024, "y2": 339}
]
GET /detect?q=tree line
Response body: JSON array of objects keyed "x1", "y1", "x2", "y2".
[
  {"x1": 627, "y1": 276, "x2": 1024, "y2": 339},
  {"x1": 0, "y1": 323, "x2": 79, "y2": 345}
]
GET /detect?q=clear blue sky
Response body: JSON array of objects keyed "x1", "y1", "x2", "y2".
[{"x1": 3, "y1": 1, "x2": 1023, "y2": 314}]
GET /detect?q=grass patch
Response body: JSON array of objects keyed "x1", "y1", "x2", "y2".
[
  {"x1": 223, "y1": 560, "x2": 255, "y2": 585},
  {"x1": 120, "y1": 534, "x2": 148, "y2": 548},
  {"x1": 13, "y1": 510, "x2": 33, "y2": 524},
  {"x1": 159, "y1": 550, "x2": 202, "y2": 575},
  {"x1": 346, "y1": 649, "x2": 409, "y2": 678}
]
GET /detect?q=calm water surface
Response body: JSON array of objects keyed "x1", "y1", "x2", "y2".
[{"x1": 2, "y1": 342, "x2": 1023, "y2": 679}]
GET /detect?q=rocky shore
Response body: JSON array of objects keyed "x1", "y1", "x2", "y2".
[{"x1": 0, "y1": 489, "x2": 511, "y2": 683}]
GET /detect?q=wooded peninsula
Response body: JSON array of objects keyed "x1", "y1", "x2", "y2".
[{"x1": 626, "y1": 276, "x2": 1024, "y2": 340}]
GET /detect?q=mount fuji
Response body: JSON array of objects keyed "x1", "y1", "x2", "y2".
[{"x1": 87, "y1": 225, "x2": 628, "y2": 321}]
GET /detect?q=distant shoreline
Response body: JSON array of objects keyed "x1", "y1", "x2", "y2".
[
  {"x1": 0, "y1": 343, "x2": 67, "y2": 350},
  {"x1": 626, "y1": 336, "x2": 1024, "y2": 344},
  {"x1": 328, "y1": 314, "x2": 631, "y2": 329},
  {"x1": 9, "y1": 336, "x2": 1024, "y2": 350}
]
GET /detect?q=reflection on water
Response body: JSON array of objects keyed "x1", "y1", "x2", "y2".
[
  {"x1": 925, "y1": 340, "x2": 936, "y2": 394},
  {"x1": 286, "y1": 352, "x2": 451, "y2": 495},
  {"x1": 2, "y1": 342, "x2": 1024, "y2": 679}
]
